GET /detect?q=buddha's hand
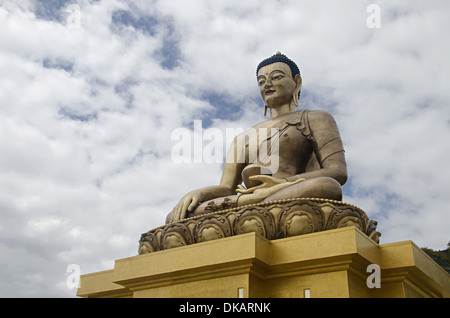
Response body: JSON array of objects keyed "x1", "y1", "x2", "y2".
[
  {"x1": 236, "y1": 175, "x2": 302, "y2": 194},
  {"x1": 236, "y1": 176, "x2": 305, "y2": 206},
  {"x1": 170, "y1": 190, "x2": 203, "y2": 223}
]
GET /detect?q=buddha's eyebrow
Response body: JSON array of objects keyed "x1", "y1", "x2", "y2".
[{"x1": 257, "y1": 70, "x2": 287, "y2": 79}]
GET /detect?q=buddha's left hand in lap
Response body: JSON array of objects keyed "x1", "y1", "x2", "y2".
[{"x1": 236, "y1": 175, "x2": 305, "y2": 206}]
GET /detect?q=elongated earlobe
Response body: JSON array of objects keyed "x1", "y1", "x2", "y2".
[
  {"x1": 292, "y1": 92, "x2": 299, "y2": 107},
  {"x1": 292, "y1": 74, "x2": 302, "y2": 107},
  {"x1": 290, "y1": 100, "x2": 297, "y2": 112},
  {"x1": 264, "y1": 105, "x2": 268, "y2": 116}
]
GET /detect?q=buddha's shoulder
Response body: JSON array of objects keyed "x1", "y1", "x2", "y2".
[
  {"x1": 305, "y1": 109, "x2": 337, "y2": 126},
  {"x1": 305, "y1": 109, "x2": 334, "y2": 118}
]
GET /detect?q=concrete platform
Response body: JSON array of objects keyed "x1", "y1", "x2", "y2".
[{"x1": 77, "y1": 227, "x2": 450, "y2": 298}]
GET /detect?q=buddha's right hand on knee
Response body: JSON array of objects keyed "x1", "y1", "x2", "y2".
[{"x1": 170, "y1": 190, "x2": 203, "y2": 223}]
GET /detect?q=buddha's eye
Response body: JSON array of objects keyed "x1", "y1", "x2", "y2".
[
  {"x1": 272, "y1": 74, "x2": 284, "y2": 81},
  {"x1": 258, "y1": 80, "x2": 265, "y2": 86}
]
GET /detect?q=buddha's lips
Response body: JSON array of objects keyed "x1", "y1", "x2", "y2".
[{"x1": 265, "y1": 89, "x2": 275, "y2": 95}]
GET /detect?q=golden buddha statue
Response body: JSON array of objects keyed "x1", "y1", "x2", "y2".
[{"x1": 167, "y1": 52, "x2": 347, "y2": 223}]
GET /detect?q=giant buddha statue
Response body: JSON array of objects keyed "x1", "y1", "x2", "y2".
[
  {"x1": 167, "y1": 52, "x2": 347, "y2": 223},
  {"x1": 139, "y1": 52, "x2": 380, "y2": 254}
]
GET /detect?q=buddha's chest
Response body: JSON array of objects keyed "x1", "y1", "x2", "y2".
[{"x1": 246, "y1": 123, "x2": 313, "y2": 165}]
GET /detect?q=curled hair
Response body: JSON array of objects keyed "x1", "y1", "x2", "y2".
[{"x1": 256, "y1": 52, "x2": 300, "y2": 78}]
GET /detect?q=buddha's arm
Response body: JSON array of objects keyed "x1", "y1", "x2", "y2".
[
  {"x1": 285, "y1": 110, "x2": 348, "y2": 185},
  {"x1": 189, "y1": 160, "x2": 245, "y2": 202},
  {"x1": 169, "y1": 137, "x2": 245, "y2": 222}
]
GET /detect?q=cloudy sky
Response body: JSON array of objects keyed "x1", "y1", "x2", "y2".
[{"x1": 1, "y1": 0, "x2": 449, "y2": 297}]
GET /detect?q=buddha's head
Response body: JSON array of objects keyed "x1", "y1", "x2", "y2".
[{"x1": 256, "y1": 52, "x2": 302, "y2": 115}]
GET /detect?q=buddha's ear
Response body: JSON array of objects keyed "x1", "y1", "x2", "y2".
[{"x1": 292, "y1": 74, "x2": 302, "y2": 106}]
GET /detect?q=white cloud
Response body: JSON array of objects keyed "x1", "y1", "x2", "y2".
[{"x1": 0, "y1": 0, "x2": 449, "y2": 297}]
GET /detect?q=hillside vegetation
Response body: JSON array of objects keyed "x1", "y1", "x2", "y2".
[{"x1": 422, "y1": 242, "x2": 450, "y2": 274}]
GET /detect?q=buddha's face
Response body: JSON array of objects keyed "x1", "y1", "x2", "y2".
[{"x1": 257, "y1": 62, "x2": 297, "y2": 109}]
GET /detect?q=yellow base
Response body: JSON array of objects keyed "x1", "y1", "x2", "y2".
[{"x1": 77, "y1": 227, "x2": 450, "y2": 298}]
